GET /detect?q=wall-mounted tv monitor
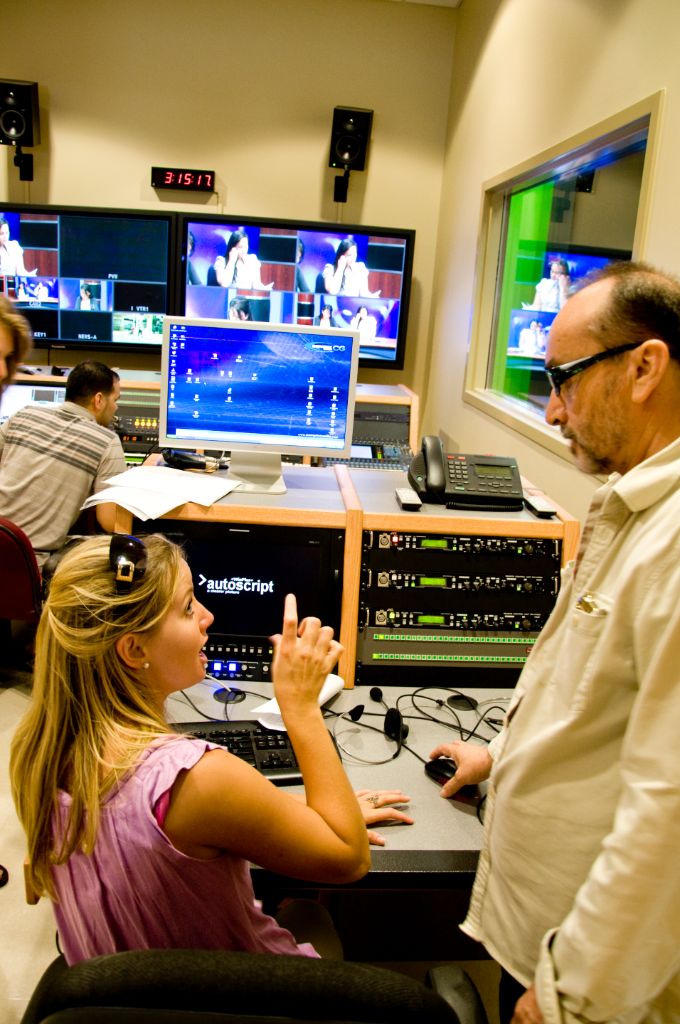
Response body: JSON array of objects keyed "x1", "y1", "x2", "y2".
[
  {"x1": 0, "y1": 204, "x2": 176, "y2": 352},
  {"x1": 178, "y1": 214, "x2": 415, "y2": 370},
  {"x1": 159, "y1": 315, "x2": 359, "y2": 493}
]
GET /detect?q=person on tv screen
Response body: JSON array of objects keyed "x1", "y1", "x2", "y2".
[
  {"x1": 322, "y1": 239, "x2": 380, "y2": 299},
  {"x1": 531, "y1": 258, "x2": 571, "y2": 312},
  {"x1": 187, "y1": 231, "x2": 201, "y2": 286},
  {"x1": 0, "y1": 216, "x2": 37, "y2": 277},
  {"x1": 316, "y1": 303, "x2": 335, "y2": 328},
  {"x1": 76, "y1": 283, "x2": 100, "y2": 312},
  {"x1": 33, "y1": 280, "x2": 50, "y2": 303},
  {"x1": 228, "y1": 297, "x2": 253, "y2": 321},
  {"x1": 350, "y1": 305, "x2": 377, "y2": 344},
  {"x1": 213, "y1": 229, "x2": 273, "y2": 290},
  {"x1": 295, "y1": 238, "x2": 310, "y2": 292},
  {"x1": 518, "y1": 319, "x2": 547, "y2": 356}
]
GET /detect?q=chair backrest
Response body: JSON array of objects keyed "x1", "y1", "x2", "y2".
[
  {"x1": 0, "y1": 516, "x2": 42, "y2": 623},
  {"x1": 20, "y1": 950, "x2": 479, "y2": 1024}
]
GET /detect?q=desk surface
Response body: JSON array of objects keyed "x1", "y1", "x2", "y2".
[{"x1": 165, "y1": 678, "x2": 512, "y2": 888}]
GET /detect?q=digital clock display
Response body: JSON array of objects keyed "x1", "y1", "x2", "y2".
[{"x1": 151, "y1": 167, "x2": 215, "y2": 192}]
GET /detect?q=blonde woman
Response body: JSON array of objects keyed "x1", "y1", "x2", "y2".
[
  {"x1": 10, "y1": 534, "x2": 377, "y2": 963},
  {"x1": 0, "y1": 294, "x2": 33, "y2": 400}
]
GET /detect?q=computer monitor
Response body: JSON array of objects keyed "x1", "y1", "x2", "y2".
[
  {"x1": 0, "y1": 203, "x2": 176, "y2": 352},
  {"x1": 158, "y1": 315, "x2": 360, "y2": 494},
  {"x1": 0, "y1": 378, "x2": 66, "y2": 426},
  {"x1": 178, "y1": 214, "x2": 415, "y2": 370}
]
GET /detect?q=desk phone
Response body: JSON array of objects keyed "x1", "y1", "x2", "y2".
[{"x1": 408, "y1": 436, "x2": 524, "y2": 511}]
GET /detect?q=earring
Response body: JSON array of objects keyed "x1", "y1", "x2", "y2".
[{"x1": 143, "y1": 662, "x2": 150, "y2": 670}]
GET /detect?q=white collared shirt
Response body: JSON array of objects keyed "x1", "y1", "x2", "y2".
[{"x1": 462, "y1": 437, "x2": 680, "y2": 1023}]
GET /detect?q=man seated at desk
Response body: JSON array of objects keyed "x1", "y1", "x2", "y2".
[{"x1": 0, "y1": 360, "x2": 126, "y2": 569}]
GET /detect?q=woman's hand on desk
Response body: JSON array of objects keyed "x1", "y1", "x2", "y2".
[
  {"x1": 355, "y1": 789, "x2": 414, "y2": 846},
  {"x1": 428, "y1": 741, "x2": 492, "y2": 800}
]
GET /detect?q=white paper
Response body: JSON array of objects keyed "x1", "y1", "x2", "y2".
[
  {"x1": 81, "y1": 465, "x2": 240, "y2": 520},
  {"x1": 104, "y1": 465, "x2": 239, "y2": 505},
  {"x1": 81, "y1": 486, "x2": 185, "y2": 522},
  {"x1": 252, "y1": 673, "x2": 345, "y2": 731}
]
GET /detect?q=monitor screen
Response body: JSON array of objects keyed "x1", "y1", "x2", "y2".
[
  {"x1": 0, "y1": 379, "x2": 66, "y2": 426},
  {"x1": 178, "y1": 214, "x2": 415, "y2": 370},
  {"x1": 0, "y1": 204, "x2": 176, "y2": 352},
  {"x1": 507, "y1": 244, "x2": 631, "y2": 363},
  {"x1": 152, "y1": 521, "x2": 345, "y2": 643},
  {"x1": 158, "y1": 315, "x2": 359, "y2": 493}
]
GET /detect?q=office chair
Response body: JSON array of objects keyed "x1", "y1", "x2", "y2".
[
  {"x1": 20, "y1": 949, "x2": 489, "y2": 1024},
  {"x1": 0, "y1": 516, "x2": 42, "y2": 663},
  {"x1": 0, "y1": 517, "x2": 42, "y2": 891}
]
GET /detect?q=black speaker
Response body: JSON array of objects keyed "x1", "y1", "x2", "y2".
[
  {"x1": 328, "y1": 107, "x2": 373, "y2": 171},
  {"x1": 0, "y1": 80, "x2": 40, "y2": 147}
]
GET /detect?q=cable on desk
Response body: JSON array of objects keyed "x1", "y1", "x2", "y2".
[
  {"x1": 405, "y1": 687, "x2": 504, "y2": 744},
  {"x1": 171, "y1": 679, "x2": 262, "y2": 723},
  {"x1": 324, "y1": 706, "x2": 427, "y2": 766}
]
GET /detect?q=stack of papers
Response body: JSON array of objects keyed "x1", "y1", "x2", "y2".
[
  {"x1": 82, "y1": 466, "x2": 240, "y2": 521},
  {"x1": 251, "y1": 673, "x2": 345, "y2": 730}
]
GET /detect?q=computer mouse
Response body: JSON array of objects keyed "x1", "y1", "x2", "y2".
[
  {"x1": 424, "y1": 758, "x2": 483, "y2": 805},
  {"x1": 424, "y1": 757, "x2": 458, "y2": 783}
]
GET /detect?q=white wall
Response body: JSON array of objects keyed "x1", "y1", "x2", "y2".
[
  {"x1": 429, "y1": 0, "x2": 680, "y2": 520},
  {"x1": 0, "y1": 0, "x2": 456, "y2": 385}
]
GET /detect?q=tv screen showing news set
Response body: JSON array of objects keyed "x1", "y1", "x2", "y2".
[
  {"x1": 0, "y1": 203, "x2": 415, "y2": 370},
  {"x1": 0, "y1": 205, "x2": 176, "y2": 350}
]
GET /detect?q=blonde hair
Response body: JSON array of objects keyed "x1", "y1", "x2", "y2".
[
  {"x1": 0, "y1": 294, "x2": 33, "y2": 395},
  {"x1": 10, "y1": 534, "x2": 184, "y2": 900}
]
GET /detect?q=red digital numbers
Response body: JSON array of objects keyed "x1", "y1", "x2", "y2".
[{"x1": 152, "y1": 167, "x2": 215, "y2": 191}]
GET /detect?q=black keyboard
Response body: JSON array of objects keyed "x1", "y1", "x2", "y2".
[{"x1": 173, "y1": 720, "x2": 302, "y2": 786}]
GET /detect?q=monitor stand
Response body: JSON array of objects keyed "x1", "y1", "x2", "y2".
[{"x1": 227, "y1": 450, "x2": 286, "y2": 494}]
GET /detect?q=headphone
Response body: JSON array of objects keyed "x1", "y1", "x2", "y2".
[
  {"x1": 370, "y1": 686, "x2": 409, "y2": 755},
  {"x1": 334, "y1": 687, "x2": 409, "y2": 762}
]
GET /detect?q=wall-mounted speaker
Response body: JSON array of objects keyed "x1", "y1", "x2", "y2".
[
  {"x1": 0, "y1": 80, "x2": 40, "y2": 148},
  {"x1": 328, "y1": 107, "x2": 373, "y2": 172}
]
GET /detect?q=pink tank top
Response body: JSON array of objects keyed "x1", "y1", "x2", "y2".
[{"x1": 51, "y1": 736, "x2": 318, "y2": 964}]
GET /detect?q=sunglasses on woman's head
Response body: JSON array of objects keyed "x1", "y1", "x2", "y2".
[{"x1": 109, "y1": 535, "x2": 147, "y2": 593}]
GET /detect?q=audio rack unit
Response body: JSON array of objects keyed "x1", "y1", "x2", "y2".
[
  {"x1": 114, "y1": 386, "x2": 161, "y2": 462},
  {"x1": 356, "y1": 529, "x2": 562, "y2": 687}
]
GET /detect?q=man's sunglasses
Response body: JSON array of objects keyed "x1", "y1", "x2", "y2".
[
  {"x1": 544, "y1": 341, "x2": 644, "y2": 396},
  {"x1": 109, "y1": 534, "x2": 147, "y2": 593}
]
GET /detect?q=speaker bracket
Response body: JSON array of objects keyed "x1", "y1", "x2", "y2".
[
  {"x1": 333, "y1": 167, "x2": 350, "y2": 204},
  {"x1": 12, "y1": 145, "x2": 34, "y2": 182}
]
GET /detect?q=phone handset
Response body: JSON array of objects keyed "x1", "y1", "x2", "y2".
[{"x1": 407, "y1": 435, "x2": 446, "y2": 500}]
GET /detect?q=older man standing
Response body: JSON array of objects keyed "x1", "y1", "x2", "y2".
[{"x1": 432, "y1": 262, "x2": 680, "y2": 1023}]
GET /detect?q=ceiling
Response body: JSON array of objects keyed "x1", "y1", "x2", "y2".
[{"x1": 385, "y1": 0, "x2": 464, "y2": 8}]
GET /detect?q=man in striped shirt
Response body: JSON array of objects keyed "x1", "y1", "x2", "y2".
[{"x1": 0, "y1": 360, "x2": 126, "y2": 568}]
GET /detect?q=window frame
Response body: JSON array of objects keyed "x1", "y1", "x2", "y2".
[{"x1": 463, "y1": 92, "x2": 664, "y2": 460}]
